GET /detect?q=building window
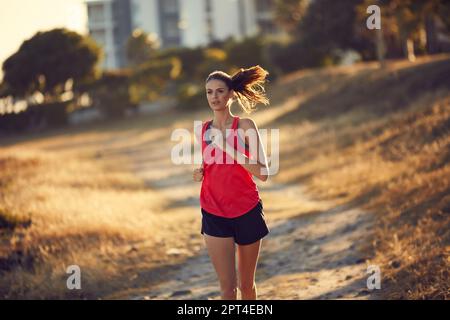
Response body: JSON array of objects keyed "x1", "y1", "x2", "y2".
[
  {"x1": 205, "y1": 0, "x2": 214, "y2": 41},
  {"x1": 158, "y1": 0, "x2": 180, "y2": 47},
  {"x1": 205, "y1": 0, "x2": 212, "y2": 13},
  {"x1": 255, "y1": 0, "x2": 273, "y2": 13},
  {"x1": 258, "y1": 21, "x2": 275, "y2": 34},
  {"x1": 255, "y1": 0, "x2": 279, "y2": 35},
  {"x1": 163, "y1": 18, "x2": 179, "y2": 38},
  {"x1": 161, "y1": 0, "x2": 178, "y2": 14},
  {"x1": 88, "y1": 4, "x2": 105, "y2": 23}
]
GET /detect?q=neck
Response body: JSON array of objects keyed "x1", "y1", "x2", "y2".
[{"x1": 213, "y1": 108, "x2": 234, "y2": 128}]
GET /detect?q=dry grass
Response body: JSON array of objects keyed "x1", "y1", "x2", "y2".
[
  {"x1": 267, "y1": 54, "x2": 450, "y2": 299},
  {"x1": 0, "y1": 128, "x2": 203, "y2": 299},
  {"x1": 0, "y1": 54, "x2": 449, "y2": 299}
]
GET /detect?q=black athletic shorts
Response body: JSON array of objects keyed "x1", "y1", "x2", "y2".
[{"x1": 200, "y1": 200, "x2": 269, "y2": 245}]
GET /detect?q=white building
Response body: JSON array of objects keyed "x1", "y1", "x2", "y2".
[
  {"x1": 86, "y1": 0, "x2": 132, "y2": 69},
  {"x1": 87, "y1": 0, "x2": 280, "y2": 69},
  {"x1": 131, "y1": 0, "x2": 279, "y2": 48}
]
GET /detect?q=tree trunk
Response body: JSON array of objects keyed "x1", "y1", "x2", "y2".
[
  {"x1": 404, "y1": 38, "x2": 416, "y2": 62},
  {"x1": 425, "y1": 14, "x2": 437, "y2": 54},
  {"x1": 375, "y1": 28, "x2": 386, "y2": 68}
]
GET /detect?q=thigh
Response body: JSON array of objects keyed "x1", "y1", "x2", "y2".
[{"x1": 203, "y1": 234, "x2": 237, "y2": 285}]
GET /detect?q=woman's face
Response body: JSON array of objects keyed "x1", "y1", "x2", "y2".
[{"x1": 205, "y1": 79, "x2": 234, "y2": 111}]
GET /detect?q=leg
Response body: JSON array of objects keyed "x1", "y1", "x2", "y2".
[
  {"x1": 203, "y1": 234, "x2": 237, "y2": 300},
  {"x1": 237, "y1": 240, "x2": 262, "y2": 300}
]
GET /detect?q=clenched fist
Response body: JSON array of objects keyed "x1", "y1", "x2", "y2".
[{"x1": 193, "y1": 167, "x2": 204, "y2": 182}]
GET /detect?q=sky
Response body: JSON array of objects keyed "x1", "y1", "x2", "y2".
[{"x1": 0, "y1": 0, "x2": 88, "y2": 79}]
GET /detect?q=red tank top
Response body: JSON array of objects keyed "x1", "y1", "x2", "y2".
[{"x1": 200, "y1": 116, "x2": 260, "y2": 218}]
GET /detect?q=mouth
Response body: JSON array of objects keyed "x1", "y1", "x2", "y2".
[{"x1": 211, "y1": 101, "x2": 220, "y2": 105}]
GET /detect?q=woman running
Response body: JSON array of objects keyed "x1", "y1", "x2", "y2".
[{"x1": 193, "y1": 65, "x2": 270, "y2": 300}]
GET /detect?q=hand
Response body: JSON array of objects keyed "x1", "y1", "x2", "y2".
[{"x1": 193, "y1": 167, "x2": 204, "y2": 182}]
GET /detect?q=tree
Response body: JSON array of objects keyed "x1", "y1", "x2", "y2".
[
  {"x1": 2, "y1": 28, "x2": 102, "y2": 102},
  {"x1": 129, "y1": 57, "x2": 181, "y2": 104},
  {"x1": 86, "y1": 70, "x2": 132, "y2": 119},
  {"x1": 0, "y1": 81, "x2": 11, "y2": 99},
  {"x1": 156, "y1": 46, "x2": 206, "y2": 82},
  {"x1": 283, "y1": 0, "x2": 371, "y2": 68},
  {"x1": 126, "y1": 29, "x2": 160, "y2": 67},
  {"x1": 274, "y1": 0, "x2": 309, "y2": 32},
  {"x1": 404, "y1": 0, "x2": 450, "y2": 55},
  {"x1": 388, "y1": 0, "x2": 422, "y2": 60},
  {"x1": 224, "y1": 35, "x2": 267, "y2": 71},
  {"x1": 360, "y1": 0, "x2": 450, "y2": 61},
  {"x1": 299, "y1": 0, "x2": 366, "y2": 53}
]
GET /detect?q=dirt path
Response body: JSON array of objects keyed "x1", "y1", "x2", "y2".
[
  {"x1": 135, "y1": 186, "x2": 374, "y2": 300},
  {"x1": 107, "y1": 125, "x2": 377, "y2": 300}
]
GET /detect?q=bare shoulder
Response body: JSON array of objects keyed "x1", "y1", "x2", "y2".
[{"x1": 239, "y1": 117, "x2": 258, "y2": 130}]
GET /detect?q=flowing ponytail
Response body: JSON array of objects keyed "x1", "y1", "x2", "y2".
[{"x1": 206, "y1": 65, "x2": 270, "y2": 114}]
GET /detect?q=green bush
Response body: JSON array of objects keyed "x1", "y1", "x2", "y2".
[
  {"x1": 224, "y1": 35, "x2": 267, "y2": 70},
  {"x1": 35, "y1": 100, "x2": 72, "y2": 127},
  {"x1": 176, "y1": 83, "x2": 205, "y2": 111},
  {"x1": 88, "y1": 70, "x2": 134, "y2": 119},
  {"x1": 0, "y1": 100, "x2": 72, "y2": 134},
  {"x1": 266, "y1": 39, "x2": 335, "y2": 73}
]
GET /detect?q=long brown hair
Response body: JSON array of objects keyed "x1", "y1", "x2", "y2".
[{"x1": 206, "y1": 65, "x2": 270, "y2": 114}]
